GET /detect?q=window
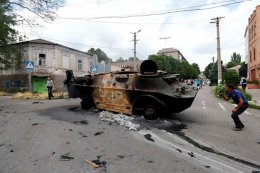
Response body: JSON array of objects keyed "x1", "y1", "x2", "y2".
[
  {"x1": 78, "y1": 59, "x2": 82, "y2": 70},
  {"x1": 38, "y1": 54, "x2": 46, "y2": 66},
  {"x1": 254, "y1": 48, "x2": 256, "y2": 61},
  {"x1": 250, "y1": 51, "x2": 252, "y2": 62},
  {"x1": 254, "y1": 23, "x2": 256, "y2": 36}
]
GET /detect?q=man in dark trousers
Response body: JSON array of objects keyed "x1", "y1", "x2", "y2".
[{"x1": 220, "y1": 84, "x2": 248, "y2": 131}]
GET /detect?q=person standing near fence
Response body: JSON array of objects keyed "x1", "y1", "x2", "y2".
[{"x1": 47, "y1": 76, "x2": 54, "y2": 100}]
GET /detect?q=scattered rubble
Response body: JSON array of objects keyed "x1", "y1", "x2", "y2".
[
  {"x1": 188, "y1": 152, "x2": 195, "y2": 157},
  {"x1": 60, "y1": 153, "x2": 74, "y2": 161},
  {"x1": 78, "y1": 132, "x2": 87, "y2": 138},
  {"x1": 94, "y1": 131, "x2": 104, "y2": 136},
  {"x1": 144, "y1": 134, "x2": 155, "y2": 142},
  {"x1": 99, "y1": 111, "x2": 140, "y2": 131},
  {"x1": 176, "y1": 149, "x2": 182, "y2": 153}
]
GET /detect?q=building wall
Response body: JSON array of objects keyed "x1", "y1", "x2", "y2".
[
  {"x1": 0, "y1": 40, "x2": 93, "y2": 91},
  {"x1": 248, "y1": 5, "x2": 260, "y2": 82}
]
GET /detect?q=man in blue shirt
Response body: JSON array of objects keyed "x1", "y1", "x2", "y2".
[{"x1": 220, "y1": 84, "x2": 248, "y2": 131}]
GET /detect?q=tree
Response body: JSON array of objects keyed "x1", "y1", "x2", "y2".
[
  {"x1": 128, "y1": 57, "x2": 140, "y2": 61},
  {"x1": 148, "y1": 54, "x2": 199, "y2": 79},
  {"x1": 191, "y1": 63, "x2": 200, "y2": 77},
  {"x1": 114, "y1": 57, "x2": 127, "y2": 62},
  {"x1": 204, "y1": 63, "x2": 214, "y2": 78},
  {"x1": 208, "y1": 63, "x2": 218, "y2": 86},
  {"x1": 0, "y1": 0, "x2": 65, "y2": 69},
  {"x1": 87, "y1": 48, "x2": 111, "y2": 63},
  {"x1": 230, "y1": 52, "x2": 241, "y2": 64},
  {"x1": 226, "y1": 52, "x2": 242, "y2": 68}
]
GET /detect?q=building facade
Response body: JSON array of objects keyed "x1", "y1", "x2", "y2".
[
  {"x1": 157, "y1": 48, "x2": 188, "y2": 62},
  {"x1": 248, "y1": 5, "x2": 260, "y2": 82},
  {"x1": 0, "y1": 39, "x2": 93, "y2": 92}
]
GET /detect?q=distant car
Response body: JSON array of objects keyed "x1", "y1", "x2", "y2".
[{"x1": 64, "y1": 60, "x2": 198, "y2": 120}]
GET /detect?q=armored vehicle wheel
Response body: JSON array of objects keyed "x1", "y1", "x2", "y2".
[{"x1": 143, "y1": 104, "x2": 160, "y2": 120}]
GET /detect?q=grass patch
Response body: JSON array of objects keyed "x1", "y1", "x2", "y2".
[{"x1": 0, "y1": 91, "x2": 9, "y2": 96}]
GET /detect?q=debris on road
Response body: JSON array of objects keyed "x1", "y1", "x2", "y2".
[
  {"x1": 73, "y1": 120, "x2": 88, "y2": 125},
  {"x1": 85, "y1": 160, "x2": 99, "y2": 168},
  {"x1": 10, "y1": 150, "x2": 14, "y2": 152},
  {"x1": 176, "y1": 149, "x2": 182, "y2": 153},
  {"x1": 205, "y1": 165, "x2": 211, "y2": 168},
  {"x1": 144, "y1": 134, "x2": 155, "y2": 142},
  {"x1": 32, "y1": 123, "x2": 38, "y2": 126},
  {"x1": 99, "y1": 111, "x2": 140, "y2": 131},
  {"x1": 257, "y1": 140, "x2": 260, "y2": 144},
  {"x1": 60, "y1": 153, "x2": 74, "y2": 161},
  {"x1": 94, "y1": 131, "x2": 103, "y2": 136},
  {"x1": 78, "y1": 132, "x2": 87, "y2": 138},
  {"x1": 32, "y1": 100, "x2": 44, "y2": 104},
  {"x1": 188, "y1": 152, "x2": 195, "y2": 158}
]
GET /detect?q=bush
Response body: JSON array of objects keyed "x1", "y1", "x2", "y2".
[
  {"x1": 247, "y1": 80, "x2": 259, "y2": 85},
  {"x1": 215, "y1": 84, "x2": 227, "y2": 96},
  {"x1": 223, "y1": 70, "x2": 240, "y2": 88}
]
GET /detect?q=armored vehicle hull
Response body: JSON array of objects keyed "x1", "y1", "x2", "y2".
[{"x1": 64, "y1": 60, "x2": 198, "y2": 119}]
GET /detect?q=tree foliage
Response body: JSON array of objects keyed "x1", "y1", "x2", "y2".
[
  {"x1": 208, "y1": 63, "x2": 218, "y2": 85},
  {"x1": 87, "y1": 48, "x2": 111, "y2": 63},
  {"x1": 148, "y1": 54, "x2": 200, "y2": 79},
  {"x1": 204, "y1": 63, "x2": 214, "y2": 78},
  {"x1": 0, "y1": 0, "x2": 65, "y2": 69},
  {"x1": 226, "y1": 52, "x2": 242, "y2": 68},
  {"x1": 223, "y1": 70, "x2": 240, "y2": 88}
]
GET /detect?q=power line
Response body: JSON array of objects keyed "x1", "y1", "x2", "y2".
[
  {"x1": 65, "y1": 0, "x2": 120, "y2": 6},
  {"x1": 60, "y1": 0, "x2": 253, "y2": 20},
  {"x1": 26, "y1": 33, "x2": 131, "y2": 51}
]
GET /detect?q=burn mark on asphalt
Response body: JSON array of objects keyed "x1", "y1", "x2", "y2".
[
  {"x1": 144, "y1": 134, "x2": 155, "y2": 142},
  {"x1": 175, "y1": 131, "x2": 260, "y2": 169},
  {"x1": 94, "y1": 131, "x2": 104, "y2": 136},
  {"x1": 147, "y1": 160, "x2": 154, "y2": 163}
]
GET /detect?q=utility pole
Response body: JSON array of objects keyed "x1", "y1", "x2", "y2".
[
  {"x1": 131, "y1": 29, "x2": 141, "y2": 61},
  {"x1": 210, "y1": 17, "x2": 224, "y2": 84},
  {"x1": 159, "y1": 37, "x2": 171, "y2": 47}
]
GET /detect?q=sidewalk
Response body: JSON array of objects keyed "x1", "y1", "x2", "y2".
[{"x1": 247, "y1": 89, "x2": 260, "y2": 105}]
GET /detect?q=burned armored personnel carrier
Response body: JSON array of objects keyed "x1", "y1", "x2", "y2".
[{"x1": 64, "y1": 60, "x2": 198, "y2": 120}]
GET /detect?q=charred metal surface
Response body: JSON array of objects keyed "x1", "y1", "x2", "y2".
[{"x1": 65, "y1": 60, "x2": 198, "y2": 119}]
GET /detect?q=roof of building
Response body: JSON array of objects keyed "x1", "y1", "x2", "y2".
[
  {"x1": 157, "y1": 48, "x2": 179, "y2": 54},
  {"x1": 14, "y1": 39, "x2": 93, "y2": 56}
]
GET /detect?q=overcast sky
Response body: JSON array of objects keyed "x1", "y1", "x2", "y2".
[{"x1": 18, "y1": 0, "x2": 259, "y2": 70}]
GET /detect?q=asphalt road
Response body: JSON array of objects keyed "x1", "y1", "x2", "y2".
[{"x1": 0, "y1": 86, "x2": 260, "y2": 173}]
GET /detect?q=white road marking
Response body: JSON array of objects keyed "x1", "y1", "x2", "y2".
[
  {"x1": 202, "y1": 101, "x2": 206, "y2": 109},
  {"x1": 134, "y1": 130, "x2": 249, "y2": 173},
  {"x1": 218, "y1": 102, "x2": 226, "y2": 112},
  {"x1": 232, "y1": 104, "x2": 250, "y2": 115}
]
